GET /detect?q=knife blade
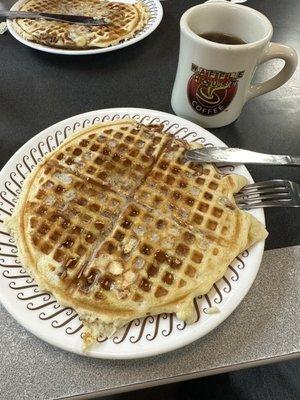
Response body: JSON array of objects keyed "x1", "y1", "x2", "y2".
[
  {"x1": 0, "y1": 10, "x2": 110, "y2": 26},
  {"x1": 185, "y1": 147, "x2": 300, "y2": 166}
]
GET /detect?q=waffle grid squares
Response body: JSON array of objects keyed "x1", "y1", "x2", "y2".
[
  {"x1": 28, "y1": 164, "x2": 127, "y2": 280},
  {"x1": 25, "y1": 121, "x2": 243, "y2": 317},
  {"x1": 54, "y1": 123, "x2": 167, "y2": 195},
  {"x1": 135, "y1": 148, "x2": 233, "y2": 242},
  {"x1": 88, "y1": 202, "x2": 210, "y2": 302}
]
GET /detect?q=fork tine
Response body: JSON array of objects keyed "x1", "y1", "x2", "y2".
[
  {"x1": 235, "y1": 180, "x2": 300, "y2": 209},
  {"x1": 239, "y1": 180, "x2": 289, "y2": 192},
  {"x1": 238, "y1": 200, "x2": 298, "y2": 209},
  {"x1": 236, "y1": 193, "x2": 292, "y2": 202},
  {"x1": 237, "y1": 196, "x2": 292, "y2": 205},
  {"x1": 234, "y1": 186, "x2": 290, "y2": 199}
]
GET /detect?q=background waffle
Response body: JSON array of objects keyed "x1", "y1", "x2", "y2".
[
  {"x1": 12, "y1": 0, "x2": 149, "y2": 49},
  {"x1": 7, "y1": 119, "x2": 268, "y2": 347}
]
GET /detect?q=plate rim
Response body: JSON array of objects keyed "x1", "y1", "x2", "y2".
[
  {"x1": 7, "y1": 0, "x2": 163, "y2": 55},
  {"x1": 0, "y1": 107, "x2": 265, "y2": 359}
]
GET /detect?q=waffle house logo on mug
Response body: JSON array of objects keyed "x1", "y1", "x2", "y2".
[{"x1": 187, "y1": 64, "x2": 245, "y2": 116}]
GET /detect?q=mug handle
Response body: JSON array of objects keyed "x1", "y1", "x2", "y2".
[{"x1": 246, "y1": 42, "x2": 298, "y2": 101}]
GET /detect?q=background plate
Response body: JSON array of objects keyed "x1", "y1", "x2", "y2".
[
  {"x1": 0, "y1": 108, "x2": 265, "y2": 359},
  {"x1": 7, "y1": 0, "x2": 163, "y2": 55}
]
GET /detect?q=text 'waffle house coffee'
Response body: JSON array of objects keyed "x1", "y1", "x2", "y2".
[{"x1": 171, "y1": 1, "x2": 297, "y2": 128}]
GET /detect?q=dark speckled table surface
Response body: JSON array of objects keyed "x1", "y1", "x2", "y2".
[{"x1": 0, "y1": 0, "x2": 299, "y2": 399}]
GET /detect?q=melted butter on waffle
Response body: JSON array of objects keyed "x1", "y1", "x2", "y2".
[
  {"x1": 7, "y1": 119, "x2": 268, "y2": 348},
  {"x1": 12, "y1": 0, "x2": 150, "y2": 50}
]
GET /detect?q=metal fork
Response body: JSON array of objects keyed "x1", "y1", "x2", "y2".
[{"x1": 234, "y1": 180, "x2": 300, "y2": 209}]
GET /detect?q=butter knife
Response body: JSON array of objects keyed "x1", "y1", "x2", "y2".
[
  {"x1": 0, "y1": 10, "x2": 110, "y2": 26},
  {"x1": 185, "y1": 147, "x2": 300, "y2": 166}
]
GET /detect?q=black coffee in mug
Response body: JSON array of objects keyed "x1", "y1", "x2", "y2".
[
  {"x1": 199, "y1": 32, "x2": 247, "y2": 45},
  {"x1": 171, "y1": 1, "x2": 297, "y2": 128}
]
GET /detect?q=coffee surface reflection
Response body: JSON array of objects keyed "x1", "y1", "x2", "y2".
[{"x1": 199, "y1": 32, "x2": 247, "y2": 45}]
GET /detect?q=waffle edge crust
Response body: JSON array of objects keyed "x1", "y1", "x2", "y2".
[
  {"x1": 12, "y1": 0, "x2": 150, "y2": 50},
  {"x1": 6, "y1": 119, "x2": 268, "y2": 348}
]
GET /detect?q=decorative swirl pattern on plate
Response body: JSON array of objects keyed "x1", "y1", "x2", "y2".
[
  {"x1": 139, "y1": 115, "x2": 151, "y2": 124},
  {"x1": 4, "y1": 182, "x2": 18, "y2": 198},
  {"x1": 38, "y1": 141, "x2": 47, "y2": 158},
  {"x1": 0, "y1": 251, "x2": 17, "y2": 258},
  {"x1": 54, "y1": 130, "x2": 64, "y2": 147},
  {"x1": 82, "y1": 119, "x2": 91, "y2": 128},
  {"x1": 176, "y1": 320, "x2": 187, "y2": 331},
  {"x1": 113, "y1": 321, "x2": 134, "y2": 344},
  {"x1": 97, "y1": 336, "x2": 108, "y2": 343},
  {"x1": 64, "y1": 125, "x2": 72, "y2": 138},
  {"x1": 213, "y1": 284, "x2": 223, "y2": 304},
  {"x1": 149, "y1": 117, "x2": 161, "y2": 125},
  {"x1": 27, "y1": 300, "x2": 57, "y2": 310},
  {"x1": 203, "y1": 294, "x2": 212, "y2": 314},
  {"x1": 193, "y1": 298, "x2": 201, "y2": 323},
  {"x1": 130, "y1": 316, "x2": 155, "y2": 343},
  {"x1": 39, "y1": 307, "x2": 73, "y2": 321},
  {"x1": 17, "y1": 291, "x2": 51, "y2": 301},
  {"x1": 0, "y1": 208, "x2": 12, "y2": 216},
  {"x1": 0, "y1": 230, "x2": 13, "y2": 237},
  {"x1": 46, "y1": 136, "x2": 56, "y2": 152},
  {"x1": 9, "y1": 172, "x2": 22, "y2": 191},
  {"x1": 72, "y1": 121, "x2": 81, "y2": 131},
  {"x1": 162, "y1": 313, "x2": 173, "y2": 337},
  {"x1": 223, "y1": 277, "x2": 232, "y2": 293},
  {"x1": 92, "y1": 116, "x2": 101, "y2": 125},
  {"x1": 29, "y1": 148, "x2": 40, "y2": 165},
  {"x1": 66, "y1": 323, "x2": 83, "y2": 335},
  {"x1": 15, "y1": 163, "x2": 25, "y2": 180},
  {"x1": 229, "y1": 265, "x2": 239, "y2": 281},
  {"x1": 146, "y1": 314, "x2": 162, "y2": 341},
  {"x1": 0, "y1": 261, "x2": 20, "y2": 269},
  {"x1": 52, "y1": 312, "x2": 78, "y2": 328},
  {"x1": 9, "y1": 282, "x2": 38, "y2": 290},
  {"x1": 2, "y1": 271, "x2": 30, "y2": 279},
  {"x1": 101, "y1": 115, "x2": 111, "y2": 122},
  {"x1": 164, "y1": 123, "x2": 180, "y2": 132},
  {"x1": 22, "y1": 155, "x2": 32, "y2": 172},
  {"x1": 1, "y1": 191, "x2": 15, "y2": 213},
  {"x1": 191, "y1": 136, "x2": 205, "y2": 144},
  {"x1": 0, "y1": 110, "x2": 254, "y2": 347}
]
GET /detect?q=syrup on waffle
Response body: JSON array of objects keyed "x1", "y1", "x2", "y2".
[
  {"x1": 7, "y1": 119, "x2": 268, "y2": 347},
  {"x1": 12, "y1": 0, "x2": 150, "y2": 49},
  {"x1": 135, "y1": 140, "x2": 247, "y2": 245},
  {"x1": 53, "y1": 120, "x2": 170, "y2": 196},
  {"x1": 73, "y1": 201, "x2": 241, "y2": 322},
  {"x1": 21, "y1": 162, "x2": 127, "y2": 288}
]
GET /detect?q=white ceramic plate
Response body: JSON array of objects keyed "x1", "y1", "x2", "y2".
[
  {"x1": 7, "y1": 0, "x2": 163, "y2": 55},
  {"x1": 0, "y1": 108, "x2": 265, "y2": 359}
]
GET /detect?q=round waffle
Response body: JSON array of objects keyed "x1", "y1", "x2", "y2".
[
  {"x1": 7, "y1": 119, "x2": 268, "y2": 347},
  {"x1": 12, "y1": 0, "x2": 150, "y2": 49}
]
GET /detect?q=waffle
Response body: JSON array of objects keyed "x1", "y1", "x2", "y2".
[
  {"x1": 8, "y1": 160, "x2": 127, "y2": 293},
  {"x1": 52, "y1": 120, "x2": 169, "y2": 196},
  {"x1": 12, "y1": 0, "x2": 149, "y2": 49},
  {"x1": 135, "y1": 140, "x2": 250, "y2": 245},
  {"x1": 7, "y1": 119, "x2": 268, "y2": 347}
]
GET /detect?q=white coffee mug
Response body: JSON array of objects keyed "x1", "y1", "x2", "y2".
[{"x1": 171, "y1": 2, "x2": 298, "y2": 128}]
